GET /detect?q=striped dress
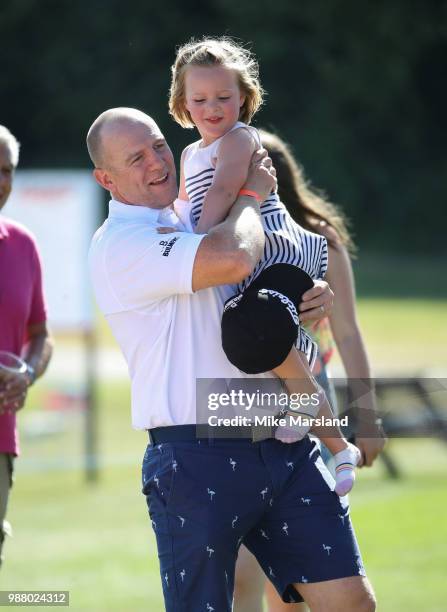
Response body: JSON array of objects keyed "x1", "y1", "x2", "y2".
[{"x1": 183, "y1": 122, "x2": 328, "y2": 367}]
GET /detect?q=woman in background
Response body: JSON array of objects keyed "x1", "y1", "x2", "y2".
[{"x1": 234, "y1": 130, "x2": 386, "y2": 612}]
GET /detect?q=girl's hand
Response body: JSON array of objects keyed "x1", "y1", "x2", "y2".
[
  {"x1": 244, "y1": 148, "x2": 277, "y2": 202},
  {"x1": 157, "y1": 226, "x2": 181, "y2": 234}
]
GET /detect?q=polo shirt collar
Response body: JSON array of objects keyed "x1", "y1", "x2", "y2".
[
  {"x1": 0, "y1": 215, "x2": 10, "y2": 240},
  {"x1": 108, "y1": 199, "x2": 164, "y2": 224}
]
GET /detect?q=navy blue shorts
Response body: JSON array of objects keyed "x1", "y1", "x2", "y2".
[{"x1": 142, "y1": 436, "x2": 365, "y2": 611}]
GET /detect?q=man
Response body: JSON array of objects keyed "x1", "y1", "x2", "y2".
[
  {"x1": 0, "y1": 125, "x2": 53, "y2": 567},
  {"x1": 87, "y1": 108, "x2": 376, "y2": 612}
]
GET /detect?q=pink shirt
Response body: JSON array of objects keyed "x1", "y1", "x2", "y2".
[{"x1": 0, "y1": 217, "x2": 47, "y2": 455}]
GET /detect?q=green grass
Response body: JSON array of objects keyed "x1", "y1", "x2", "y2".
[
  {"x1": 3, "y1": 379, "x2": 447, "y2": 611},
  {"x1": 350, "y1": 440, "x2": 447, "y2": 612},
  {"x1": 2, "y1": 466, "x2": 161, "y2": 611},
  {"x1": 4, "y1": 382, "x2": 157, "y2": 612},
  {"x1": 347, "y1": 298, "x2": 447, "y2": 371}
]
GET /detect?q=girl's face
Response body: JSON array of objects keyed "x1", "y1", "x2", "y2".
[{"x1": 184, "y1": 65, "x2": 245, "y2": 145}]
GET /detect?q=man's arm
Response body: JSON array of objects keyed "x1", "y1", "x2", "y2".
[
  {"x1": 191, "y1": 150, "x2": 275, "y2": 292},
  {"x1": 0, "y1": 322, "x2": 53, "y2": 414}
]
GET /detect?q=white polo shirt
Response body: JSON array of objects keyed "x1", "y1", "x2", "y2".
[{"x1": 89, "y1": 199, "x2": 268, "y2": 429}]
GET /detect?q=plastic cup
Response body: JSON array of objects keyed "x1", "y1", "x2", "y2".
[
  {"x1": 0, "y1": 351, "x2": 27, "y2": 413},
  {"x1": 0, "y1": 351, "x2": 27, "y2": 376}
]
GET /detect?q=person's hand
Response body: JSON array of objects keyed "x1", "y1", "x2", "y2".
[
  {"x1": 299, "y1": 279, "x2": 334, "y2": 323},
  {"x1": 243, "y1": 148, "x2": 277, "y2": 203},
  {"x1": 355, "y1": 426, "x2": 387, "y2": 467},
  {"x1": 0, "y1": 370, "x2": 29, "y2": 414},
  {"x1": 157, "y1": 226, "x2": 182, "y2": 234}
]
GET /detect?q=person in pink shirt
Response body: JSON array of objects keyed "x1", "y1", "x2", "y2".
[{"x1": 0, "y1": 125, "x2": 52, "y2": 568}]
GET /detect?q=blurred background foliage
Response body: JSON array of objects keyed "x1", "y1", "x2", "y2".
[{"x1": 2, "y1": 0, "x2": 446, "y2": 254}]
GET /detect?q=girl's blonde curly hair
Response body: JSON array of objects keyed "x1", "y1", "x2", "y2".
[{"x1": 169, "y1": 37, "x2": 264, "y2": 128}]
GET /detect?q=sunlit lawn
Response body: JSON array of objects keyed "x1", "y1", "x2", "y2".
[
  {"x1": 2, "y1": 252, "x2": 446, "y2": 610},
  {"x1": 2, "y1": 378, "x2": 447, "y2": 611}
]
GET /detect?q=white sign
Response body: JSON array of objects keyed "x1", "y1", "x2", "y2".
[{"x1": 4, "y1": 170, "x2": 102, "y2": 331}]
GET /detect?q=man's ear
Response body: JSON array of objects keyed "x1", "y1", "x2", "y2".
[
  {"x1": 93, "y1": 168, "x2": 114, "y2": 192},
  {"x1": 239, "y1": 94, "x2": 246, "y2": 108}
]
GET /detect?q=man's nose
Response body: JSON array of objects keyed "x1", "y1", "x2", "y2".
[{"x1": 145, "y1": 151, "x2": 164, "y2": 170}]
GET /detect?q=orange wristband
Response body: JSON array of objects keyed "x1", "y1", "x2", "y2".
[{"x1": 238, "y1": 189, "x2": 263, "y2": 203}]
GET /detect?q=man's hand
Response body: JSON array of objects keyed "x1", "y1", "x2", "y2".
[
  {"x1": 299, "y1": 280, "x2": 334, "y2": 323},
  {"x1": 243, "y1": 148, "x2": 277, "y2": 203},
  {"x1": 0, "y1": 370, "x2": 29, "y2": 414}
]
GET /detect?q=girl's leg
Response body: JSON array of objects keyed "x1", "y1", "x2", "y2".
[
  {"x1": 272, "y1": 347, "x2": 360, "y2": 495},
  {"x1": 313, "y1": 357, "x2": 337, "y2": 469}
]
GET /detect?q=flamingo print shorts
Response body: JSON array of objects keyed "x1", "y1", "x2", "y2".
[{"x1": 142, "y1": 435, "x2": 365, "y2": 611}]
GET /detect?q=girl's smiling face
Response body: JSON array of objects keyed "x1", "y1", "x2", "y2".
[{"x1": 184, "y1": 65, "x2": 245, "y2": 145}]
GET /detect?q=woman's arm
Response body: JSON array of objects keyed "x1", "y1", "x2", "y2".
[
  {"x1": 321, "y1": 224, "x2": 386, "y2": 465},
  {"x1": 324, "y1": 226, "x2": 370, "y2": 377},
  {"x1": 195, "y1": 129, "x2": 257, "y2": 234}
]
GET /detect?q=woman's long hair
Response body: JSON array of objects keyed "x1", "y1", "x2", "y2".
[{"x1": 259, "y1": 130, "x2": 355, "y2": 254}]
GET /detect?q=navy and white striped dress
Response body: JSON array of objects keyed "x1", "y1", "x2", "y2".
[{"x1": 184, "y1": 122, "x2": 328, "y2": 367}]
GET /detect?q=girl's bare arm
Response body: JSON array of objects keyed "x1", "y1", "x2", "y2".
[{"x1": 195, "y1": 129, "x2": 257, "y2": 234}]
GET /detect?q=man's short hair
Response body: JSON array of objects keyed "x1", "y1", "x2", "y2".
[
  {"x1": 86, "y1": 115, "x2": 106, "y2": 168},
  {"x1": 86, "y1": 107, "x2": 154, "y2": 169},
  {"x1": 0, "y1": 125, "x2": 20, "y2": 167}
]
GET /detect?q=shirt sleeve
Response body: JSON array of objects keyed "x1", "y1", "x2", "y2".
[
  {"x1": 28, "y1": 238, "x2": 47, "y2": 326},
  {"x1": 90, "y1": 223, "x2": 206, "y2": 314}
]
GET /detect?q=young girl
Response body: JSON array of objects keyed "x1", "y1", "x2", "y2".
[{"x1": 168, "y1": 37, "x2": 360, "y2": 496}]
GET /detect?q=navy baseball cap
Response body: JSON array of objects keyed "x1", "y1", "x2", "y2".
[{"x1": 221, "y1": 264, "x2": 314, "y2": 374}]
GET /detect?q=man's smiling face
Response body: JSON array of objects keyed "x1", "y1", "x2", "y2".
[{"x1": 96, "y1": 118, "x2": 177, "y2": 209}]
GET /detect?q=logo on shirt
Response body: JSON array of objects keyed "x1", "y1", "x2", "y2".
[{"x1": 159, "y1": 236, "x2": 179, "y2": 257}]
